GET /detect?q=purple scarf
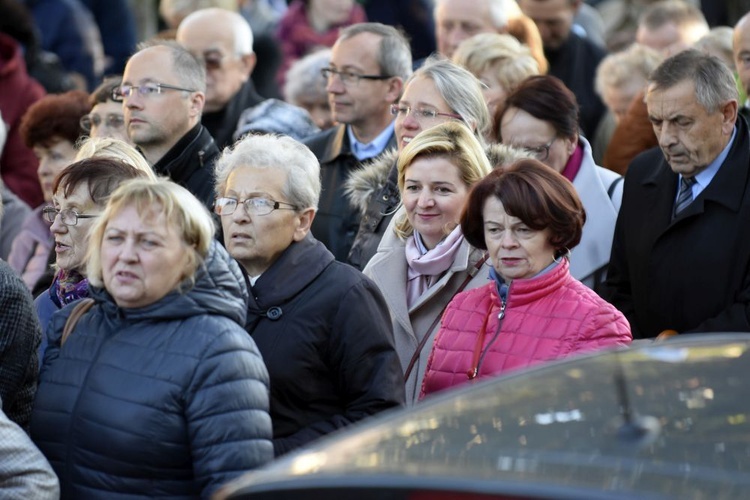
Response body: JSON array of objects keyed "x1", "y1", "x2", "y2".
[
  {"x1": 405, "y1": 226, "x2": 464, "y2": 308},
  {"x1": 49, "y1": 268, "x2": 89, "y2": 308}
]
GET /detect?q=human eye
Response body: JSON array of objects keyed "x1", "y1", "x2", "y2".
[
  {"x1": 435, "y1": 186, "x2": 454, "y2": 194},
  {"x1": 485, "y1": 224, "x2": 503, "y2": 236},
  {"x1": 140, "y1": 238, "x2": 159, "y2": 249},
  {"x1": 214, "y1": 197, "x2": 237, "y2": 215},
  {"x1": 675, "y1": 117, "x2": 692, "y2": 127},
  {"x1": 418, "y1": 109, "x2": 439, "y2": 119},
  {"x1": 105, "y1": 233, "x2": 124, "y2": 243},
  {"x1": 403, "y1": 182, "x2": 420, "y2": 192},
  {"x1": 340, "y1": 71, "x2": 359, "y2": 84},
  {"x1": 250, "y1": 197, "x2": 274, "y2": 209},
  {"x1": 395, "y1": 105, "x2": 410, "y2": 116},
  {"x1": 141, "y1": 84, "x2": 160, "y2": 95}
]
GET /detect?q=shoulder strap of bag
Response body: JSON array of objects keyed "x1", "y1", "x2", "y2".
[
  {"x1": 61, "y1": 298, "x2": 95, "y2": 346},
  {"x1": 403, "y1": 254, "x2": 489, "y2": 383}
]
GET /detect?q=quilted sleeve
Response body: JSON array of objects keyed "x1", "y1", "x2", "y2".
[
  {"x1": 573, "y1": 304, "x2": 633, "y2": 355},
  {"x1": 184, "y1": 324, "x2": 273, "y2": 498}
]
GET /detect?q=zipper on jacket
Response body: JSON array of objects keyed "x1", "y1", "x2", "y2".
[{"x1": 467, "y1": 292, "x2": 507, "y2": 380}]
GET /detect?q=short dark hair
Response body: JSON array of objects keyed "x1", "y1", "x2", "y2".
[
  {"x1": 20, "y1": 90, "x2": 90, "y2": 148},
  {"x1": 89, "y1": 75, "x2": 123, "y2": 107},
  {"x1": 494, "y1": 75, "x2": 579, "y2": 142},
  {"x1": 53, "y1": 157, "x2": 147, "y2": 206},
  {"x1": 461, "y1": 159, "x2": 585, "y2": 253}
]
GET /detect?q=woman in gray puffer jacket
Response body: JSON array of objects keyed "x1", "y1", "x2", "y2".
[{"x1": 30, "y1": 179, "x2": 273, "y2": 499}]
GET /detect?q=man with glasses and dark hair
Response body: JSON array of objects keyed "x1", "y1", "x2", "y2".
[
  {"x1": 117, "y1": 39, "x2": 218, "y2": 210},
  {"x1": 302, "y1": 22, "x2": 412, "y2": 262},
  {"x1": 176, "y1": 8, "x2": 264, "y2": 150}
]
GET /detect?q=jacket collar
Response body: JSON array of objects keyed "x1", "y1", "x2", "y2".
[
  {"x1": 202, "y1": 80, "x2": 264, "y2": 149},
  {"x1": 501, "y1": 258, "x2": 572, "y2": 308},
  {"x1": 151, "y1": 123, "x2": 217, "y2": 184},
  {"x1": 319, "y1": 124, "x2": 397, "y2": 164},
  {"x1": 248, "y1": 234, "x2": 334, "y2": 310}
]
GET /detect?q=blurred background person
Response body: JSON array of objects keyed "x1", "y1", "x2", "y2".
[
  {"x1": 496, "y1": 74, "x2": 622, "y2": 291},
  {"x1": 363, "y1": 122, "x2": 497, "y2": 404},
  {"x1": 233, "y1": 98, "x2": 319, "y2": 142},
  {"x1": 0, "y1": 116, "x2": 31, "y2": 261},
  {"x1": 80, "y1": 76, "x2": 132, "y2": 144},
  {"x1": 9, "y1": 90, "x2": 89, "y2": 291},
  {"x1": 694, "y1": 26, "x2": 736, "y2": 69},
  {"x1": 214, "y1": 133, "x2": 404, "y2": 456},
  {"x1": 284, "y1": 48, "x2": 334, "y2": 130},
  {"x1": 452, "y1": 32, "x2": 541, "y2": 127},
  {"x1": 34, "y1": 158, "x2": 152, "y2": 345},
  {"x1": 433, "y1": 0, "x2": 548, "y2": 75},
  {"x1": 420, "y1": 160, "x2": 631, "y2": 399},
  {"x1": 74, "y1": 136, "x2": 151, "y2": 170},
  {"x1": 346, "y1": 58, "x2": 490, "y2": 270},
  {"x1": 31, "y1": 179, "x2": 273, "y2": 497},
  {"x1": 594, "y1": 43, "x2": 663, "y2": 167},
  {"x1": 162, "y1": 0, "x2": 282, "y2": 100},
  {"x1": 603, "y1": 0, "x2": 709, "y2": 174},
  {"x1": 734, "y1": 11, "x2": 750, "y2": 122},
  {"x1": 275, "y1": 0, "x2": 366, "y2": 87},
  {"x1": 519, "y1": 0, "x2": 607, "y2": 140},
  {"x1": 176, "y1": 8, "x2": 264, "y2": 150}
]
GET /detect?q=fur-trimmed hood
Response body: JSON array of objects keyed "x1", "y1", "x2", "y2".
[
  {"x1": 344, "y1": 147, "x2": 398, "y2": 215},
  {"x1": 343, "y1": 143, "x2": 530, "y2": 215}
]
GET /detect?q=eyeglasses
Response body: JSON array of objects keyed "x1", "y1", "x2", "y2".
[
  {"x1": 80, "y1": 113, "x2": 125, "y2": 132},
  {"x1": 214, "y1": 197, "x2": 298, "y2": 217},
  {"x1": 390, "y1": 104, "x2": 463, "y2": 121},
  {"x1": 111, "y1": 82, "x2": 196, "y2": 102},
  {"x1": 517, "y1": 137, "x2": 557, "y2": 162},
  {"x1": 320, "y1": 67, "x2": 391, "y2": 86},
  {"x1": 42, "y1": 206, "x2": 100, "y2": 226}
]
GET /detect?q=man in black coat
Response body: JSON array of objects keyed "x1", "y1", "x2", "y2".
[
  {"x1": 519, "y1": 0, "x2": 606, "y2": 139},
  {"x1": 303, "y1": 23, "x2": 411, "y2": 262},
  {"x1": 606, "y1": 50, "x2": 750, "y2": 339},
  {"x1": 119, "y1": 40, "x2": 219, "y2": 210}
]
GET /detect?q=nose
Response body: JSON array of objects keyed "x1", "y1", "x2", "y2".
[
  {"x1": 326, "y1": 74, "x2": 345, "y2": 94},
  {"x1": 656, "y1": 122, "x2": 678, "y2": 149},
  {"x1": 230, "y1": 202, "x2": 251, "y2": 223},
  {"x1": 417, "y1": 189, "x2": 434, "y2": 208},
  {"x1": 500, "y1": 229, "x2": 519, "y2": 248},
  {"x1": 118, "y1": 238, "x2": 139, "y2": 262},
  {"x1": 38, "y1": 157, "x2": 53, "y2": 176},
  {"x1": 50, "y1": 213, "x2": 66, "y2": 234},
  {"x1": 400, "y1": 111, "x2": 420, "y2": 130},
  {"x1": 123, "y1": 91, "x2": 143, "y2": 109}
]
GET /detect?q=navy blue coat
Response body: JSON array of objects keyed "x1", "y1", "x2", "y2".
[{"x1": 30, "y1": 241, "x2": 273, "y2": 498}]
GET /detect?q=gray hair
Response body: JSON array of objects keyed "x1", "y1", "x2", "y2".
[
  {"x1": 407, "y1": 57, "x2": 491, "y2": 144},
  {"x1": 135, "y1": 39, "x2": 207, "y2": 93},
  {"x1": 649, "y1": 49, "x2": 738, "y2": 112},
  {"x1": 214, "y1": 134, "x2": 321, "y2": 210},
  {"x1": 639, "y1": 0, "x2": 709, "y2": 35},
  {"x1": 595, "y1": 43, "x2": 663, "y2": 97},
  {"x1": 338, "y1": 23, "x2": 413, "y2": 81},
  {"x1": 284, "y1": 49, "x2": 331, "y2": 105}
]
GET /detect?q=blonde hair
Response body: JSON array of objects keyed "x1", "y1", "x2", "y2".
[
  {"x1": 595, "y1": 43, "x2": 663, "y2": 98},
  {"x1": 86, "y1": 178, "x2": 214, "y2": 290},
  {"x1": 394, "y1": 121, "x2": 491, "y2": 239},
  {"x1": 452, "y1": 33, "x2": 540, "y2": 93},
  {"x1": 75, "y1": 137, "x2": 156, "y2": 180}
]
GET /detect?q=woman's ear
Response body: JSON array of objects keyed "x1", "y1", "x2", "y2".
[{"x1": 293, "y1": 208, "x2": 316, "y2": 242}]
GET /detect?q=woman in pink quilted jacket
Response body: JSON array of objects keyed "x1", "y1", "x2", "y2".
[{"x1": 420, "y1": 159, "x2": 631, "y2": 399}]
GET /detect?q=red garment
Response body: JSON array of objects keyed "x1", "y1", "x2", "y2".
[
  {"x1": 561, "y1": 142, "x2": 583, "y2": 182},
  {"x1": 420, "y1": 259, "x2": 631, "y2": 399},
  {"x1": 275, "y1": 0, "x2": 367, "y2": 87},
  {"x1": 0, "y1": 33, "x2": 45, "y2": 207}
]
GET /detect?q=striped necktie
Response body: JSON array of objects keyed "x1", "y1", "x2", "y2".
[{"x1": 673, "y1": 176, "x2": 697, "y2": 218}]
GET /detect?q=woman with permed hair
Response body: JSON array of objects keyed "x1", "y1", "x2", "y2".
[{"x1": 7, "y1": 90, "x2": 90, "y2": 291}]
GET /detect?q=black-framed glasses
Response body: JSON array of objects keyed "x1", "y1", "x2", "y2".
[
  {"x1": 320, "y1": 67, "x2": 391, "y2": 86},
  {"x1": 80, "y1": 113, "x2": 125, "y2": 132},
  {"x1": 390, "y1": 104, "x2": 463, "y2": 121},
  {"x1": 42, "y1": 206, "x2": 100, "y2": 226},
  {"x1": 111, "y1": 82, "x2": 197, "y2": 102},
  {"x1": 518, "y1": 137, "x2": 557, "y2": 162},
  {"x1": 214, "y1": 197, "x2": 298, "y2": 217}
]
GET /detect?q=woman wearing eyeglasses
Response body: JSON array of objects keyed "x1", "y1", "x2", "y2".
[
  {"x1": 33, "y1": 158, "x2": 150, "y2": 355},
  {"x1": 495, "y1": 75, "x2": 623, "y2": 292},
  {"x1": 8, "y1": 91, "x2": 90, "y2": 291},
  {"x1": 214, "y1": 133, "x2": 404, "y2": 457},
  {"x1": 80, "y1": 76, "x2": 132, "y2": 144}
]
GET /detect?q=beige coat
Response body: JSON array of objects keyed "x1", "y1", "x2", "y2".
[{"x1": 364, "y1": 211, "x2": 490, "y2": 405}]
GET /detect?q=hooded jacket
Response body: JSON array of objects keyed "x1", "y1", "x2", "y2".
[
  {"x1": 151, "y1": 123, "x2": 220, "y2": 211},
  {"x1": 30, "y1": 241, "x2": 273, "y2": 499},
  {"x1": 244, "y1": 234, "x2": 405, "y2": 457}
]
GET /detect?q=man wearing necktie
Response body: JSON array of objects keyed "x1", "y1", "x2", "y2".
[{"x1": 605, "y1": 49, "x2": 750, "y2": 339}]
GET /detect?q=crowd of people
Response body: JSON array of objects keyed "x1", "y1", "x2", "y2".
[{"x1": 1, "y1": 0, "x2": 750, "y2": 497}]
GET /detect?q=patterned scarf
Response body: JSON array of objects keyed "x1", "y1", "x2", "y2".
[
  {"x1": 405, "y1": 226, "x2": 464, "y2": 308},
  {"x1": 49, "y1": 268, "x2": 89, "y2": 308}
]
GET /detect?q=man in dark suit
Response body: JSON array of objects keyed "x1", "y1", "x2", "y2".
[
  {"x1": 606, "y1": 49, "x2": 750, "y2": 339},
  {"x1": 303, "y1": 23, "x2": 411, "y2": 262}
]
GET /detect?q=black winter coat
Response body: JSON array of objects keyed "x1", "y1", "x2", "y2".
[
  {"x1": 607, "y1": 117, "x2": 750, "y2": 338},
  {"x1": 152, "y1": 123, "x2": 220, "y2": 211},
  {"x1": 244, "y1": 234, "x2": 405, "y2": 456},
  {"x1": 30, "y1": 241, "x2": 273, "y2": 498}
]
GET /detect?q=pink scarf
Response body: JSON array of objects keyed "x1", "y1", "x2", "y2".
[{"x1": 405, "y1": 226, "x2": 464, "y2": 308}]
